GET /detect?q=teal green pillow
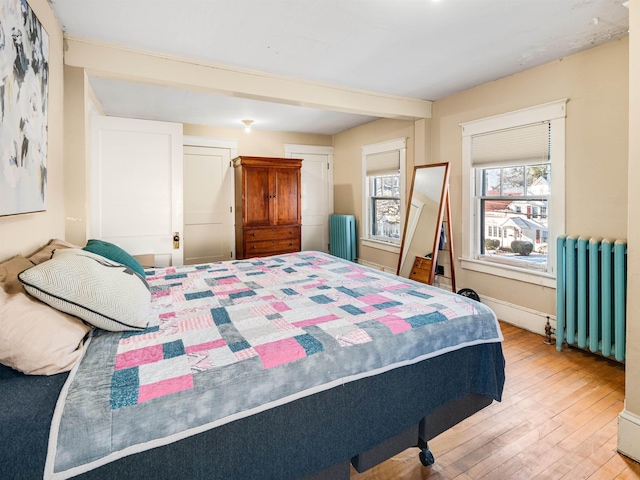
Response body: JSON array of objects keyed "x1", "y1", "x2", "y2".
[{"x1": 83, "y1": 239, "x2": 146, "y2": 278}]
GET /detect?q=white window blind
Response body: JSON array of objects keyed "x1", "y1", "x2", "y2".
[
  {"x1": 366, "y1": 151, "x2": 400, "y2": 176},
  {"x1": 471, "y1": 122, "x2": 550, "y2": 167}
]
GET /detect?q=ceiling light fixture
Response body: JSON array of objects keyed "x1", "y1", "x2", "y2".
[{"x1": 242, "y1": 119, "x2": 254, "y2": 133}]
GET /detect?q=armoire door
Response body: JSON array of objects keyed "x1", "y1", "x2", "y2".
[
  {"x1": 243, "y1": 167, "x2": 271, "y2": 226},
  {"x1": 273, "y1": 168, "x2": 301, "y2": 225}
]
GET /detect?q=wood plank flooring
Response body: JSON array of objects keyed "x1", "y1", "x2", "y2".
[{"x1": 350, "y1": 322, "x2": 639, "y2": 480}]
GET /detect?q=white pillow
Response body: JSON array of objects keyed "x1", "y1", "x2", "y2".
[{"x1": 19, "y1": 249, "x2": 151, "y2": 332}]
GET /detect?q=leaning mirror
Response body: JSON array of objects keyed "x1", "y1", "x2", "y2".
[{"x1": 397, "y1": 163, "x2": 450, "y2": 282}]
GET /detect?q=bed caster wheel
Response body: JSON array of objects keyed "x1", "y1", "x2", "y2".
[{"x1": 419, "y1": 447, "x2": 435, "y2": 466}]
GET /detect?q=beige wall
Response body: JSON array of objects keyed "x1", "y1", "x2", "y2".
[
  {"x1": 332, "y1": 37, "x2": 629, "y2": 281},
  {"x1": 63, "y1": 66, "x2": 91, "y2": 246},
  {"x1": 619, "y1": 0, "x2": 640, "y2": 460},
  {"x1": 0, "y1": 0, "x2": 65, "y2": 262},
  {"x1": 332, "y1": 118, "x2": 417, "y2": 270},
  {"x1": 628, "y1": 0, "x2": 640, "y2": 419},
  {"x1": 332, "y1": 38, "x2": 628, "y2": 313},
  {"x1": 183, "y1": 124, "x2": 331, "y2": 157},
  {"x1": 429, "y1": 38, "x2": 629, "y2": 314}
]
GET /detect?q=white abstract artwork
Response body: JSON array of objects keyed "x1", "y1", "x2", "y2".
[{"x1": 0, "y1": 0, "x2": 49, "y2": 216}]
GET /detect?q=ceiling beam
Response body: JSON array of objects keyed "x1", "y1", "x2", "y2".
[{"x1": 63, "y1": 36, "x2": 432, "y2": 120}]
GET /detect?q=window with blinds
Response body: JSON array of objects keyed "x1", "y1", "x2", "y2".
[
  {"x1": 460, "y1": 99, "x2": 566, "y2": 284},
  {"x1": 361, "y1": 138, "x2": 407, "y2": 252},
  {"x1": 366, "y1": 150, "x2": 401, "y2": 243},
  {"x1": 473, "y1": 121, "x2": 552, "y2": 271}
]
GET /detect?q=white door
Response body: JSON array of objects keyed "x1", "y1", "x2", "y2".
[
  {"x1": 285, "y1": 145, "x2": 333, "y2": 253},
  {"x1": 183, "y1": 146, "x2": 233, "y2": 264},
  {"x1": 90, "y1": 116, "x2": 183, "y2": 267}
]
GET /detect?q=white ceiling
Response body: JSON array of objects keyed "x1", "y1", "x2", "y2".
[{"x1": 50, "y1": 0, "x2": 630, "y2": 135}]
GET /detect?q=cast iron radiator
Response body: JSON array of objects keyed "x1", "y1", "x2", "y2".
[
  {"x1": 556, "y1": 235, "x2": 627, "y2": 362},
  {"x1": 329, "y1": 214, "x2": 357, "y2": 262}
]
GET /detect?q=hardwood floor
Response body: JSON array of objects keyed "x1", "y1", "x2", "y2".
[{"x1": 350, "y1": 322, "x2": 639, "y2": 480}]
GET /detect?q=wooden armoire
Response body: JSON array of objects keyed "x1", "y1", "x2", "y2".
[{"x1": 233, "y1": 156, "x2": 302, "y2": 259}]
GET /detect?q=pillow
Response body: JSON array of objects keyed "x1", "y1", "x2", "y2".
[
  {"x1": 0, "y1": 255, "x2": 91, "y2": 375},
  {"x1": 0, "y1": 255, "x2": 34, "y2": 294},
  {"x1": 19, "y1": 249, "x2": 151, "y2": 332},
  {"x1": 83, "y1": 239, "x2": 146, "y2": 278},
  {"x1": 27, "y1": 238, "x2": 80, "y2": 265}
]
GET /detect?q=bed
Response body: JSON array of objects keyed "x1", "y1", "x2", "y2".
[{"x1": 0, "y1": 249, "x2": 505, "y2": 480}]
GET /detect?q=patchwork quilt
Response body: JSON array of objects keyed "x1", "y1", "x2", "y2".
[{"x1": 45, "y1": 251, "x2": 502, "y2": 479}]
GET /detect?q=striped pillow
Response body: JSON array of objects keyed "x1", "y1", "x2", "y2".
[{"x1": 19, "y1": 249, "x2": 151, "y2": 332}]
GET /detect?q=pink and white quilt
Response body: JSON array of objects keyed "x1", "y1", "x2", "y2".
[{"x1": 45, "y1": 251, "x2": 502, "y2": 479}]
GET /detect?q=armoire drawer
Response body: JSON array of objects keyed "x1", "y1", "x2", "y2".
[
  {"x1": 244, "y1": 226, "x2": 300, "y2": 241},
  {"x1": 245, "y1": 238, "x2": 300, "y2": 255}
]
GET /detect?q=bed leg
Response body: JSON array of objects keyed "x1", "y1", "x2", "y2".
[{"x1": 417, "y1": 439, "x2": 435, "y2": 466}]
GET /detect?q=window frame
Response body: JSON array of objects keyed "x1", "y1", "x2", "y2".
[
  {"x1": 361, "y1": 138, "x2": 407, "y2": 253},
  {"x1": 369, "y1": 174, "x2": 401, "y2": 242},
  {"x1": 460, "y1": 100, "x2": 567, "y2": 288}
]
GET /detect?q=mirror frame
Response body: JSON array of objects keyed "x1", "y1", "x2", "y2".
[{"x1": 396, "y1": 162, "x2": 451, "y2": 281}]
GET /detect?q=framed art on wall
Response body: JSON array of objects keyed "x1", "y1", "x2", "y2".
[{"x1": 0, "y1": 0, "x2": 49, "y2": 216}]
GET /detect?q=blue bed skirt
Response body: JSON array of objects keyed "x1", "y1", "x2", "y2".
[{"x1": 0, "y1": 340, "x2": 504, "y2": 479}]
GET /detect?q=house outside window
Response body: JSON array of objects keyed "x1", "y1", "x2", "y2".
[
  {"x1": 361, "y1": 138, "x2": 407, "y2": 253},
  {"x1": 460, "y1": 100, "x2": 566, "y2": 287}
]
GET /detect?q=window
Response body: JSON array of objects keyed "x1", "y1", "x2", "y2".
[
  {"x1": 477, "y1": 161, "x2": 550, "y2": 271},
  {"x1": 369, "y1": 174, "x2": 401, "y2": 241},
  {"x1": 460, "y1": 100, "x2": 566, "y2": 287},
  {"x1": 361, "y1": 138, "x2": 406, "y2": 253}
]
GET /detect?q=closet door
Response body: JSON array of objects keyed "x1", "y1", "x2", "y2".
[
  {"x1": 183, "y1": 146, "x2": 232, "y2": 264},
  {"x1": 90, "y1": 116, "x2": 183, "y2": 267},
  {"x1": 284, "y1": 145, "x2": 333, "y2": 253}
]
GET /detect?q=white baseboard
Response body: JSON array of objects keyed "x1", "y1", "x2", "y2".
[
  {"x1": 479, "y1": 294, "x2": 556, "y2": 337},
  {"x1": 356, "y1": 258, "x2": 397, "y2": 274},
  {"x1": 618, "y1": 409, "x2": 640, "y2": 462}
]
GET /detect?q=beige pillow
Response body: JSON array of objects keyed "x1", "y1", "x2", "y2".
[
  {"x1": 0, "y1": 255, "x2": 91, "y2": 375},
  {"x1": 27, "y1": 238, "x2": 80, "y2": 265},
  {"x1": 0, "y1": 255, "x2": 33, "y2": 294}
]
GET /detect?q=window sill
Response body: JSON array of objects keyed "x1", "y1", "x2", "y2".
[
  {"x1": 460, "y1": 257, "x2": 556, "y2": 288},
  {"x1": 362, "y1": 238, "x2": 401, "y2": 254}
]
